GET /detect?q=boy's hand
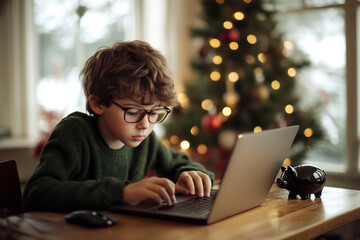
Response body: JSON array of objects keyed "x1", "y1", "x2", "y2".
[
  {"x1": 123, "y1": 177, "x2": 176, "y2": 206},
  {"x1": 175, "y1": 171, "x2": 212, "y2": 198}
]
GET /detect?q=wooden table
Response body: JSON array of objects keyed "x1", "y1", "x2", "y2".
[{"x1": 2, "y1": 184, "x2": 360, "y2": 240}]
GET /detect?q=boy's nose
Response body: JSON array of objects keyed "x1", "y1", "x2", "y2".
[{"x1": 136, "y1": 113, "x2": 151, "y2": 128}]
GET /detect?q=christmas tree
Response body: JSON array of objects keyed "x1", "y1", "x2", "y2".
[{"x1": 163, "y1": 0, "x2": 323, "y2": 176}]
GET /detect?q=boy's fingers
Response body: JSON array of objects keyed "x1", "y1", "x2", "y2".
[
  {"x1": 177, "y1": 171, "x2": 213, "y2": 197},
  {"x1": 148, "y1": 177, "x2": 176, "y2": 205},
  {"x1": 151, "y1": 184, "x2": 173, "y2": 206},
  {"x1": 188, "y1": 171, "x2": 204, "y2": 197},
  {"x1": 175, "y1": 184, "x2": 190, "y2": 195},
  {"x1": 181, "y1": 172, "x2": 196, "y2": 195},
  {"x1": 143, "y1": 189, "x2": 164, "y2": 206},
  {"x1": 199, "y1": 172, "x2": 212, "y2": 197}
]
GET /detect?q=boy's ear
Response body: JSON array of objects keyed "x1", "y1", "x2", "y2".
[{"x1": 88, "y1": 95, "x2": 105, "y2": 115}]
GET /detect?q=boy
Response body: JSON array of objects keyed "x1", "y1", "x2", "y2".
[{"x1": 23, "y1": 40, "x2": 214, "y2": 212}]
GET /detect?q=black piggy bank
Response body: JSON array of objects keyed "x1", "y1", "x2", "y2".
[{"x1": 277, "y1": 164, "x2": 326, "y2": 200}]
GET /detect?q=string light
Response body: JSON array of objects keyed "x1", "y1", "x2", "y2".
[
  {"x1": 190, "y1": 126, "x2": 200, "y2": 136},
  {"x1": 288, "y1": 68, "x2": 296, "y2": 77},
  {"x1": 284, "y1": 41, "x2": 294, "y2": 50},
  {"x1": 254, "y1": 126, "x2": 262, "y2": 133},
  {"x1": 285, "y1": 104, "x2": 294, "y2": 114},
  {"x1": 304, "y1": 128, "x2": 313, "y2": 137},
  {"x1": 229, "y1": 42, "x2": 239, "y2": 50},
  {"x1": 180, "y1": 140, "x2": 190, "y2": 150},
  {"x1": 283, "y1": 158, "x2": 291, "y2": 167},
  {"x1": 197, "y1": 144, "x2": 208, "y2": 154},
  {"x1": 210, "y1": 71, "x2": 221, "y2": 81},
  {"x1": 213, "y1": 55, "x2": 223, "y2": 65},
  {"x1": 222, "y1": 107, "x2": 232, "y2": 116},
  {"x1": 223, "y1": 21, "x2": 233, "y2": 29},
  {"x1": 247, "y1": 34, "x2": 257, "y2": 44},
  {"x1": 271, "y1": 80, "x2": 280, "y2": 90},
  {"x1": 201, "y1": 99, "x2": 214, "y2": 111},
  {"x1": 228, "y1": 72, "x2": 239, "y2": 82},
  {"x1": 257, "y1": 53, "x2": 266, "y2": 63},
  {"x1": 162, "y1": 139, "x2": 170, "y2": 147},
  {"x1": 209, "y1": 38, "x2": 221, "y2": 48},
  {"x1": 233, "y1": 11, "x2": 244, "y2": 21},
  {"x1": 283, "y1": 41, "x2": 294, "y2": 57},
  {"x1": 170, "y1": 135, "x2": 179, "y2": 145}
]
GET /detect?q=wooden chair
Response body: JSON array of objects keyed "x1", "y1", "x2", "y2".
[{"x1": 0, "y1": 160, "x2": 24, "y2": 215}]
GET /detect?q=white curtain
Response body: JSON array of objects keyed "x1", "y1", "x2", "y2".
[{"x1": 0, "y1": 0, "x2": 38, "y2": 146}]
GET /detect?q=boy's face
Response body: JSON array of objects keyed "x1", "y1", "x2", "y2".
[{"x1": 96, "y1": 98, "x2": 158, "y2": 149}]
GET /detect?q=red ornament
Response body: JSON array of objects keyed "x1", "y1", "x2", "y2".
[
  {"x1": 220, "y1": 28, "x2": 240, "y2": 44},
  {"x1": 201, "y1": 114, "x2": 222, "y2": 133}
]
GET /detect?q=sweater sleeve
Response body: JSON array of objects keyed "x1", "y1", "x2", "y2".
[
  {"x1": 146, "y1": 133, "x2": 215, "y2": 183},
  {"x1": 23, "y1": 114, "x2": 128, "y2": 212}
]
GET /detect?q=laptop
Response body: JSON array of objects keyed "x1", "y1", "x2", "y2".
[{"x1": 110, "y1": 125, "x2": 299, "y2": 224}]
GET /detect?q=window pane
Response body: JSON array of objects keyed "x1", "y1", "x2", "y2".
[
  {"x1": 274, "y1": 8, "x2": 346, "y2": 170},
  {"x1": 263, "y1": 0, "x2": 303, "y2": 11},
  {"x1": 305, "y1": 0, "x2": 344, "y2": 6},
  {"x1": 34, "y1": 0, "x2": 133, "y2": 114},
  {"x1": 263, "y1": 0, "x2": 344, "y2": 11}
]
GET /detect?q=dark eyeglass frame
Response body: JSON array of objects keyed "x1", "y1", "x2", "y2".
[{"x1": 110, "y1": 101, "x2": 171, "y2": 124}]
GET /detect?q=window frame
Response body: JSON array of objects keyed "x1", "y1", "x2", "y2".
[
  {"x1": 269, "y1": 0, "x2": 359, "y2": 188},
  {"x1": 1, "y1": 0, "x2": 359, "y2": 189}
]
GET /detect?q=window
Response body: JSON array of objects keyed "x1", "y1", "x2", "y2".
[
  {"x1": 0, "y1": 0, "x2": 184, "y2": 148},
  {"x1": 34, "y1": 0, "x2": 135, "y2": 116},
  {"x1": 32, "y1": 0, "x2": 175, "y2": 141},
  {"x1": 263, "y1": 0, "x2": 359, "y2": 177}
]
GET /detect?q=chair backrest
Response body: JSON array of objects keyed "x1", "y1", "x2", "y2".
[{"x1": 0, "y1": 160, "x2": 24, "y2": 215}]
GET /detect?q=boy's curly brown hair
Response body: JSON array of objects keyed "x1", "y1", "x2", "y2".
[{"x1": 81, "y1": 40, "x2": 178, "y2": 115}]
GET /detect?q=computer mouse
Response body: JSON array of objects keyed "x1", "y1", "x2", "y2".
[{"x1": 65, "y1": 210, "x2": 118, "y2": 228}]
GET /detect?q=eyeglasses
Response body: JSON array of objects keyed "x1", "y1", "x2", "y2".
[{"x1": 110, "y1": 101, "x2": 171, "y2": 124}]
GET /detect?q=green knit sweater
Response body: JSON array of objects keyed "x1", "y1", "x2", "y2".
[{"x1": 23, "y1": 112, "x2": 214, "y2": 212}]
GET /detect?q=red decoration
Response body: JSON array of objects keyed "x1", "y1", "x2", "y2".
[
  {"x1": 199, "y1": 46, "x2": 208, "y2": 58},
  {"x1": 220, "y1": 28, "x2": 240, "y2": 44},
  {"x1": 33, "y1": 111, "x2": 63, "y2": 158},
  {"x1": 201, "y1": 114, "x2": 222, "y2": 133}
]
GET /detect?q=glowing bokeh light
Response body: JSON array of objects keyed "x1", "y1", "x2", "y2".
[
  {"x1": 271, "y1": 80, "x2": 280, "y2": 90},
  {"x1": 213, "y1": 55, "x2": 223, "y2": 65},
  {"x1": 180, "y1": 140, "x2": 190, "y2": 150},
  {"x1": 229, "y1": 42, "x2": 239, "y2": 50},
  {"x1": 254, "y1": 126, "x2": 262, "y2": 133},
  {"x1": 233, "y1": 11, "x2": 244, "y2": 21},
  {"x1": 222, "y1": 107, "x2": 232, "y2": 116},
  {"x1": 247, "y1": 34, "x2": 257, "y2": 44},
  {"x1": 210, "y1": 71, "x2": 221, "y2": 81},
  {"x1": 285, "y1": 104, "x2": 294, "y2": 114},
  {"x1": 304, "y1": 128, "x2": 313, "y2": 137},
  {"x1": 209, "y1": 38, "x2": 221, "y2": 48},
  {"x1": 228, "y1": 72, "x2": 239, "y2": 82}
]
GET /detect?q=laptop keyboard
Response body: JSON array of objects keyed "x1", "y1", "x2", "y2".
[{"x1": 153, "y1": 189, "x2": 218, "y2": 215}]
